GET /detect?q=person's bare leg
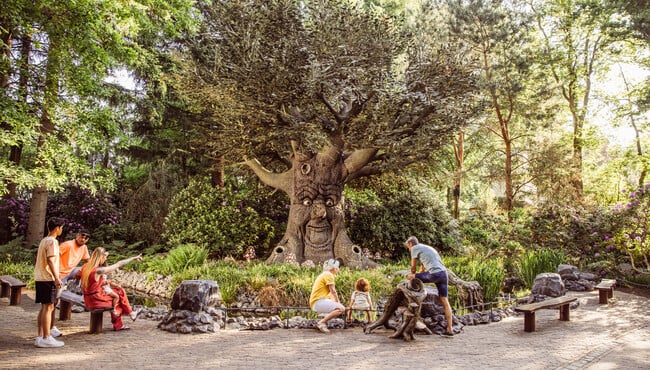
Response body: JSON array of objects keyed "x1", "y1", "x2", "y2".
[
  {"x1": 440, "y1": 296, "x2": 453, "y2": 334},
  {"x1": 111, "y1": 293, "x2": 119, "y2": 315},
  {"x1": 318, "y1": 307, "x2": 343, "y2": 326},
  {"x1": 39, "y1": 304, "x2": 53, "y2": 338}
]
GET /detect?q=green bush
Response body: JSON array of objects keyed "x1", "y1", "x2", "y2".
[
  {"x1": 517, "y1": 248, "x2": 565, "y2": 288},
  {"x1": 144, "y1": 244, "x2": 209, "y2": 275},
  {"x1": 345, "y1": 174, "x2": 461, "y2": 258},
  {"x1": 0, "y1": 260, "x2": 34, "y2": 287},
  {"x1": 445, "y1": 256, "x2": 505, "y2": 303},
  {"x1": 163, "y1": 177, "x2": 278, "y2": 258},
  {"x1": 0, "y1": 237, "x2": 36, "y2": 264}
]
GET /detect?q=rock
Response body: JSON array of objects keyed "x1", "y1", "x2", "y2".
[
  {"x1": 171, "y1": 280, "x2": 222, "y2": 312},
  {"x1": 557, "y1": 264, "x2": 579, "y2": 281},
  {"x1": 531, "y1": 273, "x2": 566, "y2": 297}
]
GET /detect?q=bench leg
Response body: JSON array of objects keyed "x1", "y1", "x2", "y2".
[
  {"x1": 59, "y1": 300, "x2": 73, "y2": 321},
  {"x1": 598, "y1": 289, "x2": 609, "y2": 304},
  {"x1": 9, "y1": 287, "x2": 22, "y2": 305},
  {"x1": 0, "y1": 282, "x2": 8, "y2": 298},
  {"x1": 523, "y1": 312, "x2": 536, "y2": 332},
  {"x1": 559, "y1": 304, "x2": 570, "y2": 321},
  {"x1": 90, "y1": 311, "x2": 104, "y2": 334}
]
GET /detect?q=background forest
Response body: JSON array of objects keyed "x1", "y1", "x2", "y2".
[{"x1": 1, "y1": 0, "x2": 649, "y2": 303}]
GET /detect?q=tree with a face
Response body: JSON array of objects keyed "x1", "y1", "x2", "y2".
[{"x1": 184, "y1": 0, "x2": 479, "y2": 268}]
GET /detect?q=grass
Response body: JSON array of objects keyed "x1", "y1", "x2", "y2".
[{"x1": 1, "y1": 249, "x2": 513, "y2": 311}]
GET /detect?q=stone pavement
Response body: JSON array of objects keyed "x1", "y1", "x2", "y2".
[{"x1": 1, "y1": 290, "x2": 648, "y2": 370}]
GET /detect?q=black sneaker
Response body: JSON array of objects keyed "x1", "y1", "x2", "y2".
[{"x1": 439, "y1": 332, "x2": 454, "y2": 338}]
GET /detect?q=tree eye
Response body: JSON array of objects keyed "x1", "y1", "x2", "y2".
[
  {"x1": 303, "y1": 198, "x2": 312, "y2": 206},
  {"x1": 325, "y1": 199, "x2": 335, "y2": 207}
]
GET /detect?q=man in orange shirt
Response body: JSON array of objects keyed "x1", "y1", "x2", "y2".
[{"x1": 59, "y1": 230, "x2": 91, "y2": 283}]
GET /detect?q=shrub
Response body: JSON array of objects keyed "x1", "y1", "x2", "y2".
[
  {"x1": 345, "y1": 174, "x2": 461, "y2": 258},
  {"x1": 47, "y1": 185, "x2": 121, "y2": 239},
  {"x1": 144, "y1": 244, "x2": 209, "y2": 275},
  {"x1": 0, "y1": 237, "x2": 35, "y2": 264},
  {"x1": 445, "y1": 256, "x2": 505, "y2": 303},
  {"x1": 517, "y1": 248, "x2": 565, "y2": 288},
  {"x1": 163, "y1": 177, "x2": 278, "y2": 258},
  {"x1": 608, "y1": 184, "x2": 650, "y2": 274},
  {"x1": 0, "y1": 198, "x2": 30, "y2": 243}
]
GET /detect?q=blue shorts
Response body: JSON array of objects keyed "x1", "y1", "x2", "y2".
[{"x1": 415, "y1": 270, "x2": 449, "y2": 297}]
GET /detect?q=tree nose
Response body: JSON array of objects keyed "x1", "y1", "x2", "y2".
[{"x1": 311, "y1": 203, "x2": 326, "y2": 219}]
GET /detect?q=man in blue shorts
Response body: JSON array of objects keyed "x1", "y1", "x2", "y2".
[{"x1": 405, "y1": 236, "x2": 454, "y2": 337}]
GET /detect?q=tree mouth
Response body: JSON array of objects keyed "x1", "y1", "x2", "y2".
[{"x1": 304, "y1": 221, "x2": 332, "y2": 250}]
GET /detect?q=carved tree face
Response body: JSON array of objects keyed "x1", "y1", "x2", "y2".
[{"x1": 293, "y1": 153, "x2": 344, "y2": 262}]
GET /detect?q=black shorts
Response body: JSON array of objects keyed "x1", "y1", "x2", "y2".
[{"x1": 35, "y1": 281, "x2": 57, "y2": 304}]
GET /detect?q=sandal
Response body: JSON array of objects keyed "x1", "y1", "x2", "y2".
[
  {"x1": 115, "y1": 326, "x2": 131, "y2": 331},
  {"x1": 316, "y1": 322, "x2": 330, "y2": 333}
]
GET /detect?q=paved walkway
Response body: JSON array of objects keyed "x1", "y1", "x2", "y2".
[{"x1": 1, "y1": 289, "x2": 648, "y2": 369}]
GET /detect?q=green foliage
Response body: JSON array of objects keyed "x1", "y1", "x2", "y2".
[
  {"x1": 0, "y1": 259, "x2": 34, "y2": 287},
  {"x1": 163, "y1": 177, "x2": 278, "y2": 258},
  {"x1": 0, "y1": 238, "x2": 35, "y2": 264},
  {"x1": 345, "y1": 174, "x2": 461, "y2": 258},
  {"x1": 526, "y1": 203, "x2": 617, "y2": 267},
  {"x1": 608, "y1": 184, "x2": 650, "y2": 273},
  {"x1": 144, "y1": 244, "x2": 208, "y2": 276},
  {"x1": 517, "y1": 248, "x2": 565, "y2": 289},
  {"x1": 47, "y1": 185, "x2": 121, "y2": 238},
  {"x1": 445, "y1": 256, "x2": 505, "y2": 303}
]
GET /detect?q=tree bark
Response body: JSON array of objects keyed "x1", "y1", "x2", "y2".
[
  {"x1": 247, "y1": 145, "x2": 376, "y2": 268},
  {"x1": 25, "y1": 38, "x2": 60, "y2": 247},
  {"x1": 364, "y1": 279, "x2": 430, "y2": 341}
]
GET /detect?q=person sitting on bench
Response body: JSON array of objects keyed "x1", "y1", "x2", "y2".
[{"x1": 79, "y1": 248, "x2": 142, "y2": 331}]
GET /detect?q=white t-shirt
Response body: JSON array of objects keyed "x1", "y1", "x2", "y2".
[{"x1": 351, "y1": 291, "x2": 371, "y2": 310}]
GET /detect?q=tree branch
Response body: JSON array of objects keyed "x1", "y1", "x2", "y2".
[{"x1": 243, "y1": 157, "x2": 292, "y2": 193}]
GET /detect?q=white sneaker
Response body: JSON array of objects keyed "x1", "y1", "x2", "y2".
[
  {"x1": 36, "y1": 336, "x2": 64, "y2": 348},
  {"x1": 34, "y1": 336, "x2": 43, "y2": 347},
  {"x1": 50, "y1": 327, "x2": 62, "y2": 337}
]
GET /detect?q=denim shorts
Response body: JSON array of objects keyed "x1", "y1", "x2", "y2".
[{"x1": 415, "y1": 270, "x2": 449, "y2": 297}]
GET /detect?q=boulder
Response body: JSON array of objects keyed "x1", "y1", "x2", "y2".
[
  {"x1": 557, "y1": 264, "x2": 579, "y2": 281},
  {"x1": 170, "y1": 280, "x2": 222, "y2": 312},
  {"x1": 531, "y1": 273, "x2": 566, "y2": 297}
]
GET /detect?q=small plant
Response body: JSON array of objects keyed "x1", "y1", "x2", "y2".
[
  {"x1": 517, "y1": 248, "x2": 565, "y2": 288},
  {"x1": 145, "y1": 244, "x2": 209, "y2": 275}
]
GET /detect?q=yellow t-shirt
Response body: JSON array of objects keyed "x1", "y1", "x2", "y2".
[
  {"x1": 34, "y1": 236, "x2": 60, "y2": 282},
  {"x1": 309, "y1": 271, "x2": 335, "y2": 308}
]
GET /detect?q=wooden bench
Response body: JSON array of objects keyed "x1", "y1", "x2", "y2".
[
  {"x1": 59, "y1": 291, "x2": 112, "y2": 334},
  {"x1": 595, "y1": 279, "x2": 616, "y2": 304},
  {"x1": 0, "y1": 275, "x2": 27, "y2": 305},
  {"x1": 514, "y1": 296, "x2": 577, "y2": 332}
]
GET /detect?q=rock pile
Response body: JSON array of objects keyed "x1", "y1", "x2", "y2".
[{"x1": 158, "y1": 280, "x2": 226, "y2": 334}]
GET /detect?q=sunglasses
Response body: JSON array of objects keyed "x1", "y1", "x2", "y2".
[{"x1": 80, "y1": 233, "x2": 90, "y2": 239}]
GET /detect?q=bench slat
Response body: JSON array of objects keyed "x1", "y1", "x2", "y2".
[
  {"x1": 515, "y1": 296, "x2": 577, "y2": 332},
  {"x1": 514, "y1": 296, "x2": 577, "y2": 313}
]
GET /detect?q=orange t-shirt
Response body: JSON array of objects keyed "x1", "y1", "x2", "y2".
[{"x1": 59, "y1": 240, "x2": 90, "y2": 279}]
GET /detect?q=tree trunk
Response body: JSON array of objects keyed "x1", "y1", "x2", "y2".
[
  {"x1": 247, "y1": 146, "x2": 376, "y2": 268},
  {"x1": 452, "y1": 131, "x2": 464, "y2": 219},
  {"x1": 447, "y1": 269, "x2": 483, "y2": 309},
  {"x1": 24, "y1": 38, "x2": 60, "y2": 247},
  {"x1": 364, "y1": 279, "x2": 430, "y2": 341},
  {"x1": 211, "y1": 156, "x2": 225, "y2": 189}
]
